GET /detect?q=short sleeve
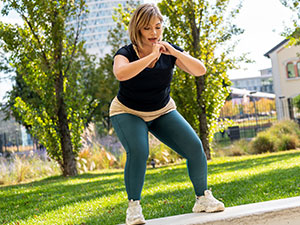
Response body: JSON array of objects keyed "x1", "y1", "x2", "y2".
[
  {"x1": 169, "y1": 42, "x2": 184, "y2": 65},
  {"x1": 170, "y1": 43, "x2": 184, "y2": 52},
  {"x1": 113, "y1": 45, "x2": 135, "y2": 65},
  {"x1": 114, "y1": 46, "x2": 131, "y2": 60}
]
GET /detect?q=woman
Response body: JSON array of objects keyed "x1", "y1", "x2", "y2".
[{"x1": 109, "y1": 3, "x2": 225, "y2": 225}]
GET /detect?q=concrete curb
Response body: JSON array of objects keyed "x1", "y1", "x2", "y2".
[{"x1": 120, "y1": 196, "x2": 300, "y2": 225}]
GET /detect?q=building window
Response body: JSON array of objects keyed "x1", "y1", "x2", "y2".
[
  {"x1": 297, "y1": 62, "x2": 300, "y2": 77},
  {"x1": 287, "y1": 62, "x2": 296, "y2": 78}
]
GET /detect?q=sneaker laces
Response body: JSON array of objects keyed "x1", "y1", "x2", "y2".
[
  {"x1": 196, "y1": 190, "x2": 220, "y2": 203},
  {"x1": 127, "y1": 201, "x2": 143, "y2": 218}
]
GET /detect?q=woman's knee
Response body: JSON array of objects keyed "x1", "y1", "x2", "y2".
[
  {"x1": 183, "y1": 141, "x2": 206, "y2": 161},
  {"x1": 127, "y1": 147, "x2": 149, "y2": 162}
]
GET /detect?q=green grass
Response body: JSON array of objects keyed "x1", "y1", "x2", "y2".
[{"x1": 1, "y1": 149, "x2": 300, "y2": 225}]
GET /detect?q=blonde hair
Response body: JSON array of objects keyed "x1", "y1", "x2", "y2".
[{"x1": 128, "y1": 3, "x2": 163, "y2": 48}]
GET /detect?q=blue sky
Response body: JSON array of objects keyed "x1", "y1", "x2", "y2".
[{"x1": 0, "y1": 0, "x2": 295, "y2": 102}]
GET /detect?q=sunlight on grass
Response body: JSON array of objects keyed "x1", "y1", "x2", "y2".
[
  {"x1": 20, "y1": 193, "x2": 126, "y2": 225},
  {"x1": 1, "y1": 150, "x2": 299, "y2": 225}
]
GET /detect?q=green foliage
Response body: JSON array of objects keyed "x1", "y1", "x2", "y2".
[
  {"x1": 83, "y1": 52, "x2": 118, "y2": 134},
  {"x1": 83, "y1": 1, "x2": 139, "y2": 135},
  {"x1": 294, "y1": 94, "x2": 300, "y2": 113},
  {"x1": 0, "y1": 0, "x2": 97, "y2": 176},
  {"x1": 250, "y1": 132, "x2": 276, "y2": 154},
  {"x1": 280, "y1": 0, "x2": 300, "y2": 45},
  {"x1": 1, "y1": 150, "x2": 300, "y2": 224},
  {"x1": 214, "y1": 139, "x2": 250, "y2": 157},
  {"x1": 268, "y1": 119, "x2": 300, "y2": 139},
  {"x1": 276, "y1": 133, "x2": 298, "y2": 151},
  {"x1": 14, "y1": 97, "x2": 62, "y2": 161},
  {"x1": 250, "y1": 120, "x2": 300, "y2": 154},
  {"x1": 158, "y1": 0, "x2": 248, "y2": 158}
]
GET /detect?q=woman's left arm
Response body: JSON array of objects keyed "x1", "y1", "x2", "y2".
[{"x1": 160, "y1": 41, "x2": 206, "y2": 76}]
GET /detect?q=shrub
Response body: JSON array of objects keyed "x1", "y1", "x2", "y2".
[
  {"x1": 77, "y1": 132, "x2": 184, "y2": 172},
  {"x1": 212, "y1": 139, "x2": 250, "y2": 157},
  {"x1": 148, "y1": 134, "x2": 183, "y2": 166},
  {"x1": 250, "y1": 132, "x2": 275, "y2": 154},
  {"x1": 269, "y1": 120, "x2": 300, "y2": 139},
  {"x1": 117, "y1": 151, "x2": 127, "y2": 169},
  {"x1": 275, "y1": 134, "x2": 298, "y2": 151},
  {"x1": 294, "y1": 94, "x2": 300, "y2": 113},
  {"x1": 250, "y1": 120, "x2": 300, "y2": 154},
  {"x1": 228, "y1": 139, "x2": 250, "y2": 156},
  {"x1": 76, "y1": 147, "x2": 118, "y2": 173},
  {"x1": 0, "y1": 153, "x2": 60, "y2": 185}
]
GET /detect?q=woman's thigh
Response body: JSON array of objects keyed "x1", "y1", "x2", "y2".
[
  {"x1": 148, "y1": 110, "x2": 204, "y2": 158},
  {"x1": 111, "y1": 113, "x2": 149, "y2": 159}
]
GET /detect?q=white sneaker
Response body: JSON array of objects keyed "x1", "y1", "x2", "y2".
[
  {"x1": 126, "y1": 200, "x2": 146, "y2": 225},
  {"x1": 192, "y1": 190, "x2": 225, "y2": 213}
]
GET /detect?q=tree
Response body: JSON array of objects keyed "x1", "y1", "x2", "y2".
[
  {"x1": 0, "y1": 0, "x2": 96, "y2": 176},
  {"x1": 294, "y1": 94, "x2": 300, "y2": 113},
  {"x1": 280, "y1": 0, "x2": 300, "y2": 45},
  {"x1": 158, "y1": 0, "x2": 247, "y2": 158},
  {"x1": 83, "y1": 0, "x2": 138, "y2": 135}
]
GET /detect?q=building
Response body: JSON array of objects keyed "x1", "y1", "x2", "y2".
[
  {"x1": 264, "y1": 39, "x2": 300, "y2": 120},
  {"x1": 231, "y1": 68, "x2": 274, "y2": 94},
  {"x1": 81, "y1": 0, "x2": 141, "y2": 58},
  {"x1": 82, "y1": 0, "x2": 129, "y2": 57}
]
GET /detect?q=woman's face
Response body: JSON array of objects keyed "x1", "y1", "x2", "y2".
[{"x1": 140, "y1": 17, "x2": 163, "y2": 47}]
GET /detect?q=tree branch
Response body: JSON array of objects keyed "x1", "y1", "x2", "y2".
[
  {"x1": 64, "y1": 5, "x2": 85, "y2": 75},
  {"x1": 17, "y1": 11, "x2": 51, "y2": 69}
]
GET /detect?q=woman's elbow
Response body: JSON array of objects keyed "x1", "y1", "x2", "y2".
[
  {"x1": 113, "y1": 68, "x2": 126, "y2": 81},
  {"x1": 194, "y1": 67, "x2": 206, "y2": 76},
  {"x1": 114, "y1": 73, "x2": 125, "y2": 81}
]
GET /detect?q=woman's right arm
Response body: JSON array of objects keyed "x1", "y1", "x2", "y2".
[{"x1": 113, "y1": 44, "x2": 164, "y2": 81}]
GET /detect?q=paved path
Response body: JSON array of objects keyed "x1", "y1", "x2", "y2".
[{"x1": 120, "y1": 196, "x2": 300, "y2": 225}]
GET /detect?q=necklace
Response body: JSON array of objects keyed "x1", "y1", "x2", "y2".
[
  {"x1": 133, "y1": 44, "x2": 157, "y2": 68},
  {"x1": 133, "y1": 45, "x2": 141, "y2": 58}
]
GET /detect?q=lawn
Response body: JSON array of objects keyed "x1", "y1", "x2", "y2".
[{"x1": 1, "y1": 149, "x2": 300, "y2": 225}]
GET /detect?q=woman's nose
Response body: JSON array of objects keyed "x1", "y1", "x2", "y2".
[{"x1": 151, "y1": 28, "x2": 157, "y2": 35}]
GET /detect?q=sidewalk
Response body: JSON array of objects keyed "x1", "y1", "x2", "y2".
[{"x1": 120, "y1": 196, "x2": 300, "y2": 225}]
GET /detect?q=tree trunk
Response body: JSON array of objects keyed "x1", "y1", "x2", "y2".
[
  {"x1": 52, "y1": 11, "x2": 77, "y2": 176},
  {"x1": 195, "y1": 76, "x2": 211, "y2": 159},
  {"x1": 56, "y1": 71, "x2": 78, "y2": 176},
  {"x1": 199, "y1": 111, "x2": 211, "y2": 159},
  {"x1": 188, "y1": 1, "x2": 211, "y2": 158},
  {"x1": 59, "y1": 106, "x2": 77, "y2": 177}
]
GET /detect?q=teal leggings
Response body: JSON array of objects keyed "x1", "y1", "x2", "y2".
[{"x1": 111, "y1": 110, "x2": 207, "y2": 200}]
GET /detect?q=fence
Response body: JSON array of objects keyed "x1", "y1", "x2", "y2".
[
  {"x1": 214, "y1": 97, "x2": 280, "y2": 143},
  {"x1": 0, "y1": 130, "x2": 36, "y2": 155}
]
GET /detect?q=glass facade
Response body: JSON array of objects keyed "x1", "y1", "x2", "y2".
[
  {"x1": 231, "y1": 72, "x2": 274, "y2": 94},
  {"x1": 80, "y1": 0, "x2": 140, "y2": 57},
  {"x1": 82, "y1": 0, "x2": 125, "y2": 57}
]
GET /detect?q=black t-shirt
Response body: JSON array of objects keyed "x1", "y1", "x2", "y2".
[{"x1": 114, "y1": 43, "x2": 184, "y2": 111}]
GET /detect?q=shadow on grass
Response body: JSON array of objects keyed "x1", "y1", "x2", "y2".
[{"x1": 208, "y1": 150, "x2": 300, "y2": 174}]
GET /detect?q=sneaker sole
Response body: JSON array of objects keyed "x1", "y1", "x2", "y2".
[
  {"x1": 205, "y1": 205, "x2": 225, "y2": 213},
  {"x1": 193, "y1": 205, "x2": 225, "y2": 213},
  {"x1": 126, "y1": 218, "x2": 146, "y2": 225}
]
